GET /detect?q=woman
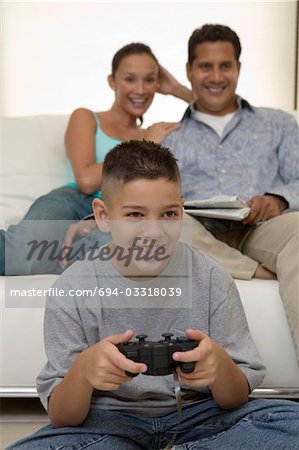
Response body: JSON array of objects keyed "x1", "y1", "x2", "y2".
[
  {"x1": 0, "y1": 43, "x2": 192, "y2": 275},
  {"x1": 65, "y1": 42, "x2": 191, "y2": 197}
]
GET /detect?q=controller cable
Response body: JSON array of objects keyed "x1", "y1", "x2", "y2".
[{"x1": 161, "y1": 370, "x2": 182, "y2": 450}]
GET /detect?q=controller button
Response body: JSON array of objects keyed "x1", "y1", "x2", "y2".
[
  {"x1": 181, "y1": 362, "x2": 195, "y2": 373},
  {"x1": 127, "y1": 350, "x2": 139, "y2": 358},
  {"x1": 177, "y1": 337, "x2": 189, "y2": 343}
]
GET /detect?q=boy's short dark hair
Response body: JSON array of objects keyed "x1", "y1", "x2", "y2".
[
  {"x1": 102, "y1": 140, "x2": 180, "y2": 197},
  {"x1": 188, "y1": 24, "x2": 242, "y2": 63}
]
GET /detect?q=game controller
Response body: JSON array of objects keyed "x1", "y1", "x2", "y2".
[{"x1": 117, "y1": 333, "x2": 198, "y2": 376}]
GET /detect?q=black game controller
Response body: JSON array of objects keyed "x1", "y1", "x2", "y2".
[{"x1": 117, "y1": 333, "x2": 198, "y2": 376}]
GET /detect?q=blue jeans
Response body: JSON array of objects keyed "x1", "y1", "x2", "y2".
[
  {"x1": 6, "y1": 398, "x2": 299, "y2": 449},
  {"x1": 0, "y1": 186, "x2": 110, "y2": 275}
]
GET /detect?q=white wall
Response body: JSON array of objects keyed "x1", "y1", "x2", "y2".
[{"x1": 2, "y1": 0, "x2": 297, "y2": 126}]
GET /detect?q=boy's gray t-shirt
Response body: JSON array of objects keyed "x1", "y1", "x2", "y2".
[{"x1": 37, "y1": 242, "x2": 266, "y2": 415}]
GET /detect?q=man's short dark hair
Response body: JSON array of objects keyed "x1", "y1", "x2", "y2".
[
  {"x1": 188, "y1": 24, "x2": 242, "y2": 63},
  {"x1": 102, "y1": 140, "x2": 181, "y2": 197}
]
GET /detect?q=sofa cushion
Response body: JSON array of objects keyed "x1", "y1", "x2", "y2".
[
  {"x1": 1, "y1": 275, "x2": 298, "y2": 392},
  {"x1": 236, "y1": 279, "x2": 298, "y2": 387},
  {"x1": 1, "y1": 113, "x2": 298, "y2": 397}
]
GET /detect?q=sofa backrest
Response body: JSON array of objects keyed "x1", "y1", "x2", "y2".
[
  {"x1": 1, "y1": 111, "x2": 298, "y2": 227},
  {"x1": 1, "y1": 114, "x2": 70, "y2": 225}
]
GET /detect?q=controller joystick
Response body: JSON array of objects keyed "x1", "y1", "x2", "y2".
[
  {"x1": 136, "y1": 334, "x2": 148, "y2": 342},
  {"x1": 162, "y1": 333, "x2": 174, "y2": 341},
  {"x1": 117, "y1": 334, "x2": 198, "y2": 377}
]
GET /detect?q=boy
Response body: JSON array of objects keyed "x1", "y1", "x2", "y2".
[{"x1": 8, "y1": 141, "x2": 299, "y2": 450}]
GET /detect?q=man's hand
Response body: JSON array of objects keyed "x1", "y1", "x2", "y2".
[
  {"x1": 59, "y1": 220, "x2": 97, "y2": 268},
  {"x1": 243, "y1": 195, "x2": 288, "y2": 226},
  {"x1": 254, "y1": 264, "x2": 277, "y2": 280},
  {"x1": 76, "y1": 330, "x2": 147, "y2": 391}
]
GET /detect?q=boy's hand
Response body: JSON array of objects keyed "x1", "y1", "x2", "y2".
[
  {"x1": 77, "y1": 330, "x2": 147, "y2": 391},
  {"x1": 172, "y1": 328, "x2": 224, "y2": 388}
]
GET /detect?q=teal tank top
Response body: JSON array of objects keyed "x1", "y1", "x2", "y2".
[{"x1": 66, "y1": 112, "x2": 122, "y2": 198}]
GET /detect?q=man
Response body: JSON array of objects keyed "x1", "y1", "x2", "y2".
[
  {"x1": 59, "y1": 24, "x2": 298, "y2": 357},
  {"x1": 162, "y1": 24, "x2": 299, "y2": 357}
]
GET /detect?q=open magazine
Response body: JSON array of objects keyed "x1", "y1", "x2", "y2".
[{"x1": 184, "y1": 195, "x2": 251, "y2": 221}]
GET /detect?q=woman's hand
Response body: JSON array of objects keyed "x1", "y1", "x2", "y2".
[
  {"x1": 143, "y1": 122, "x2": 180, "y2": 143},
  {"x1": 158, "y1": 66, "x2": 193, "y2": 103},
  {"x1": 158, "y1": 65, "x2": 182, "y2": 96},
  {"x1": 59, "y1": 219, "x2": 97, "y2": 268}
]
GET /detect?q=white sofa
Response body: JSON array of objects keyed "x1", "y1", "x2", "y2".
[{"x1": 1, "y1": 114, "x2": 298, "y2": 398}]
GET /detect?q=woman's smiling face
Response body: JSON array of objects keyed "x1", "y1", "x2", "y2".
[{"x1": 109, "y1": 53, "x2": 160, "y2": 118}]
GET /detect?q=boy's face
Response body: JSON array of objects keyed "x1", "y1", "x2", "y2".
[{"x1": 93, "y1": 177, "x2": 184, "y2": 279}]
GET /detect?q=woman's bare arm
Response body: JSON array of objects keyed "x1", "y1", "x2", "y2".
[{"x1": 65, "y1": 108, "x2": 103, "y2": 195}]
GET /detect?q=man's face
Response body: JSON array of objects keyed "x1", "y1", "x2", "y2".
[
  {"x1": 187, "y1": 41, "x2": 241, "y2": 116},
  {"x1": 93, "y1": 178, "x2": 184, "y2": 279}
]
